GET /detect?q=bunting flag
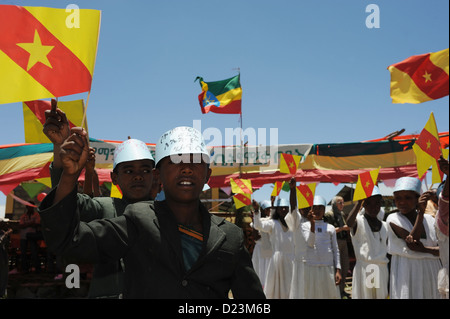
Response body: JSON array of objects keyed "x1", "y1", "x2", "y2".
[
  {"x1": 230, "y1": 178, "x2": 253, "y2": 194},
  {"x1": 23, "y1": 99, "x2": 86, "y2": 143},
  {"x1": 233, "y1": 193, "x2": 251, "y2": 209},
  {"x1": 387, "y1": 48, "x2": 449, "y2": 104},
  {"x1": 195, "y1": 74, "x2": 242, "y2": 114},
  {"x1": 296, "y1": 183, "x2": 316, "y2": 209},
  {"x1": 271, "y1": 181, "x2": 285, "y2": 197},
  {"x1": 0, "y1": 5, "x2": 101, "y2": 104},
  {"x1": 353, "y1": 168, "x2": 380, "y2": 202},
  {"x1": 279, "y1": 153, "x2": 302, "y2": 175},
  {"x1": 412, "y1": 112, "x2": 448, "y2": 184}
]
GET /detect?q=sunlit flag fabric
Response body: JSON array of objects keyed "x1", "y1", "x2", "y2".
[
  {"x1": 412, "y1": 112, "x2": 448, "y2": 184},
  {"x1": 230, "y1": 178, "x2": 253, "y2": 194},
  {"x1": 233, "y1": 193, "x2": 251, "y2": 209},
  {"x1": 23, "y1": 99, "x2": 87, "y2": 143},
  {"x1": 387, "y1": 48, "x2": 449, "y2": 104},
  {"x1": 279, "y1": 153, "x2": 302, "y2": 175},
  {"x1": 297, "y1": 183, "x2": 316, "y2": 209},
  {"x1": 0, "y1": 5, "x2": 101, "y2": 104},
  {"x1": 195, "y1": 74, "x2": 242, "y2": 114},
  {"x1": 271, "y1": 181, "x2": 285, "y2": 197},
  {"x1": 353, "y1": 168, "x2": 380, "y2": 202}
]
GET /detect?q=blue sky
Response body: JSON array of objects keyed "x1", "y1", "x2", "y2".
[{"x1": 0, "y1": 0, "x2": 449, "y2": 214}]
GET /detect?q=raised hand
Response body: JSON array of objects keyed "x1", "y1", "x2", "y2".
[
  {"x1": 43, "y1": 99, "x2": 70, "y2": 145},
  {"x1": 60, "y1": 127, "x2": 89, "y2": 176}
]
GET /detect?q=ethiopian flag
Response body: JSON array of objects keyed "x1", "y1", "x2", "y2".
[
  {"x1": 233, "y1": 193, "x2": 251, "y2": 209},
  {"x1": 0, "y1": 5, "x2": 101, "y2": 104},
  {"x1": 195, "y1": 74, "x2": 242, "y2": 114},
  {"x1": 297, "y1": 183, "x2": 316, "y2": 209},
  {"x1": 387, "y1": 48, "x2": 449, "y2": 104}
]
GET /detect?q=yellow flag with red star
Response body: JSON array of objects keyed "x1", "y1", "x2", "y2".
[
  {"x1": 353, "y1": 168, "x2": 380, "y2": 202},
  {"x1": 230, "y1": 178, "x2": 253, "y2": 194},
  {"x1": 297, "y1": 183, "x2": 316, "y2": 209},
  {"x1": 279, "y1": 153, "x2": 302, "y2": 175},
  {"x1": 233, "y1": 193, "x2": 251, "y2": 209},
  {"x1": 0, "y1": 5, "x2": 101, "y2": 104}
]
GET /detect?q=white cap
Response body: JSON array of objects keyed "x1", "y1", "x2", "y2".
[
  {"x1": 371, "y1": 185, "x2": 382, "y2": 197},
  {"x1": 113, "y1": 139, "x2": 154, "y2": 170},
  {"x1": 394, "y1": 177, "x2": 422, "y2": 195},
  {"x1": 260, "y1": 200, "x2": 271, "y2": 210},
  {"x1": 313, "y1": 195, "x2": 327, "y2": 207},
  {"x1": 155, "y1": 127, "x2": 210, "y2": 166},
  {"x1": 276, "y1": 198, "x2": 289, "y2": 207}
]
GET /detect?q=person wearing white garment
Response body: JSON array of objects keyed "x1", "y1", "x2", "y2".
[
  {"x1": 387, "y1": 176, "x2": 441, "y2": 299},
  {"x1": 252, "y1": 197, "x2": 294, "y2": 299},
  {"x1": 346, "y1": 186, "x2": 389, "y2": 299},
  {"x1": 250, "y1": 200, "x2": 273, "y2": 289},
  {"x1": 303, "y1": 195, "x2": 341, "y2": 299},
  {"x1": 284, "y1": 177, "x2": 308, "y2": 299}
]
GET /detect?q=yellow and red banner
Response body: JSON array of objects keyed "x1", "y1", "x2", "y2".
[
  {"x1": 279, "y1": 153, "x2": 302, "y2": 175},
  {"x1": 353, "y1": 168, "x2": 380, "y2": 202},
  {"x1": 233, "y1": 193, "x2": 251, "y2": 209},
  {"x1": 23, "y1": 99, "x2": 87, "y2": 143},
  {"x1": 0, "y1": 5, "x2": 101, "y2": 104},
  {"x1": 271, "y1": 181, "x2": 285, "y2": 197},
  {"x1": 388, "y1": 48, "x2": 449, "y2": 104},
  {"x1": 297, "y1": 183, "x2": 316, "y2": 209},
  {"x1": 230, "y1": 178, "x2": 253, "y2": 194},
  {"x1": 412, "y1": 112, "x2": 449, "y2": 184}
]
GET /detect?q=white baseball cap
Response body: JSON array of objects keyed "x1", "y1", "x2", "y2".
[
  {"x1": 155, "y1": 126, "x2": 210, "y2": 166},
  {"x1": 113, "y1": 139, "x2": 154, "y2": 170}
]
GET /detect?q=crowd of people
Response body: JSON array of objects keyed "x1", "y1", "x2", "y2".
[
  {"x1": 0, "y1": 100, "x2": 448, "y2": 300},
  {"x1": 250, "y1": 160, "x2": 449, "y2": 299}
]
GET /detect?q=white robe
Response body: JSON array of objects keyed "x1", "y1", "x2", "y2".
[
  {"x1": 251, "y1": 219, "x2": 272, "y2": 288},
  {"x1": 253, "y1": 214, "x2": 294, "y2": 299},
  {"x1": 387, "y1": 212, "x2": 441, "y2": 299},
  {"x1": 350, "y1": 214, "x2": 389, "y2": 299},
  {"x1": 302, "y1": 220, "x2": 341, "y2": 299},
  {"x1": 285, "y1": 209, "x2": 307, "y2": 299}
]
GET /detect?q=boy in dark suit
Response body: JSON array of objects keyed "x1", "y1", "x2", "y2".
[{"x1": 39, "y1": 126, "x2": 265, "y2": 299}]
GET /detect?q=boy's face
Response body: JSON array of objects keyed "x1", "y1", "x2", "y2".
[
  {"x1": 155, "y1": 154, "x2": 211, "y2": 204},
  {"x1": 393, "y1": 190, "x2": 418, "y2": 214},
  {"x1": 363, "y1": 195, "x2": 382, "y2": 218},
  {"x1": 312, "y1": 205, "x2": 325, "y2": 219},
  {"x1": 110, "y1": 159, "x2": 154, "y2": 203}
]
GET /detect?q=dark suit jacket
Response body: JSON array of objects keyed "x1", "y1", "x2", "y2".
[{"x1": 39, "y1": 188, "x2": 265, "y2": 299}]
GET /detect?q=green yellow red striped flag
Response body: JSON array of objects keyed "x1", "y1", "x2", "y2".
[
  {"x1": 195, "y1": 74, "x2": 242, "y2": 114},
  {"x1": 0, "y1": 5, "x2": 101, "y2": 104},
  {"x1": 387, "y1": 48, "x2": 449, "y2": 104}
]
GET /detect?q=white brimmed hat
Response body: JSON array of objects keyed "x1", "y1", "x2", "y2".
[
  {"x1": 113, "y1": 139, "x2": 154, "y2": 170},
  {"x1": 313, "y1": 195, "x2": 327, "y2": 207},
  {"x1": 394, "y1": 177, "x2": 422, "y2": 195},
  {"x1": 155, "y1": 127, "x2": 210, "y2": 166},
  {"x1": 371, "y1": 185, "x2": 382, "y2": 197}
]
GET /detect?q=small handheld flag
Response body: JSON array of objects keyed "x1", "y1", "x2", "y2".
[
  {"x1": 230, "y1": 178, "x2": 253, "y2": 194},
  {"x1": 353, "y1": 168, "x2": 380, "y2": 202},
  {"x1": 297, "y1": 183, "x2": 316, "y2": 209},
  {"x1": 279, "y1": 153, "x2": 302, "y2": 175},
  {"x1": 233, "y1": 193, "x2": 251, "y2": 209}
]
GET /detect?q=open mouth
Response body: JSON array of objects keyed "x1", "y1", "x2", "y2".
[{"x1": 178, "y1": 180, "x2": 195, "y2": 187}]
